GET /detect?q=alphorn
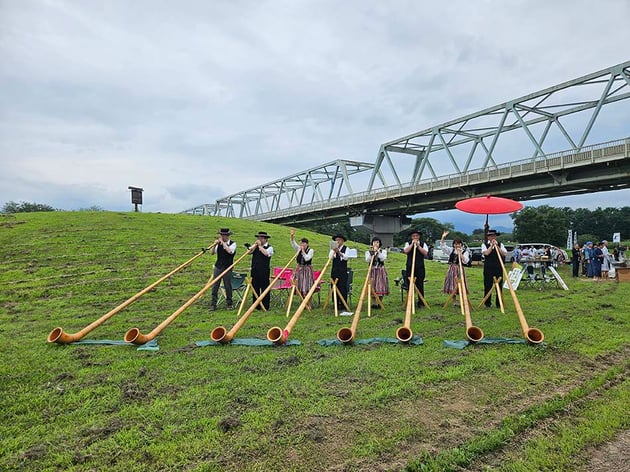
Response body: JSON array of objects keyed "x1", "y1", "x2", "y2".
[
  {"x1": 457, "y1": 247, "x2": 484, "y2": 342},
  {"x1": 210, "y1": 250, "x2": 300, "y2": 344},
  {"x1": 267, "y1": 254, "x2": 334, "y2": 345},
  {"x1": 47, "y1": 242, "x2": 218, "y2": 344},
  {"x1": 396, "y1": 241, "x2": 417, "y2": 343},
  {"x1": 124, "y1": 245, "x2": 252, "y2": 345},
  {"x1": 337, "y1": 245, "x2": 377, "y2": 344},
  {"x1": 494, "y1": 243, "x2": 544, "y2": 344}
]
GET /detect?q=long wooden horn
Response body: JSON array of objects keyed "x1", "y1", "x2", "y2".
[
  {"x1": 396, "y1": 242, "x2": 417, "y2": 343},
  {"x1": 124, "y1": 245, "x2": 251, "y2": 345},
  {"x1": 210, "y1": 250, "x2": 300, "y2": 344},
  {"x1": 494, "y1": 244, "x2": 544, "y2": 344},
  {"x1": 48, "y1": 242, "x2": 218, "y2": 344},
  {"x1": 337, "y1": 247, "x2": 377, "y2": 344},
  {"x1": 457, "y1": 247, "x2": 484, "y2": 342},
  {"x1": 267, "y1": 254, "x2": 334, "y2": 345}
]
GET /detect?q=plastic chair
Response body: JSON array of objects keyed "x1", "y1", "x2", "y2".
[
  {"x1": 270, "y1": 268, "x2": 294, "y2": 304},
  {"x1": 218, "y1": 272, "x2": 248, "y2": 304}
]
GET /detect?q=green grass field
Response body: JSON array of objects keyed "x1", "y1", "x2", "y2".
[{"x1": 1, "y1": 212, "x2": 628, "y2": 471}]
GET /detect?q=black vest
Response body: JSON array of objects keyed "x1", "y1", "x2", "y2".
[
  {"x1": 297, "y1": 248, "x2": 312, "y2": 266},
  {"x1": 406, "y1": 243, "x2": 425, "y2": 269},
  {"x1": 484, "y1": 243, "x2": 501, "y2": 270},
  {"x1": 371, "y1": 250, "x2": 385, "y2": 267},
  {"x1": 251, "y1": 245, "x2": 271, "y2": 275},
  {"x1": 448, "y1": 251, "x2": 460, "y2": 265},
  {"x1": 215, "y1": 240, "x2": 235, "y2": 269},
  {"x1": 332, "y1": 245, "x2": 347, "y2": 273}
]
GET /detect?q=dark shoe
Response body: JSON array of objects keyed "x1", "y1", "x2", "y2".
[
  {"x1": 371, "y1": 304, "x2": 381, "y2": 309},
  {"x1": 209, "y1": 304, "x2": 217, "y2": 312},
  {"x1": 226, "y1": 304, "x2": 234, "y2": 310}
]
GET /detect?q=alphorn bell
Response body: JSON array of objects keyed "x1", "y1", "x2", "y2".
[
  {"x1": 396, "y1": 241, "x2": 417, "y2": 343},
  {"x1": 209, "y1": 250, "x2": 300, "y2": 344},
  {"x1": 457, "y1": 247, "x2": 484, "y2": 342},
  {"x1": 124, "y1": 243, "x2": 252, "y2": 345},
  {"x1": 267, "y1": 254, "x2": 334, "y2": 345},
  {"x1": 337, "y1": 244, "x2": 378, "y2": 344},
  {"x1": 494, "y1": 242, "x2": 544, "y2": 344},
  {"x1": 48, "y1": 242, "x2": 219, "y2": 344}
]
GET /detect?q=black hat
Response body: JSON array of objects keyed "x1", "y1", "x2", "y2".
[
  {"x1": 487, "y1": 229, "x2": 500, "y2": 237},
  {"x1": 300, "y1": 237, "x2": 309, "y2": 244},
  {"x1": 371, "y1": 237, "x2": 382, "y2": 244},
  {"x1": 408, "y1": 229, "x2": 422, "y2": 236},
  {"x1": 332, "y1": 234, "x2": 346, "y2": 241},
  {"x1": 254, "y1": 231, "x2": 271, "y2": 239},
  {"x1": 218, "y1": 228, "x2": 232, "y2": 235}
]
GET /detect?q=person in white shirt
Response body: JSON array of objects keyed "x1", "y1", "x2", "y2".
[{"x1": 209, "y1": 228, "x2": 237, "y2": 311}]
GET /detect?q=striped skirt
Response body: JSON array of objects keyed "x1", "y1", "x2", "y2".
[
  {"x1": 294, "y1": 264, "x2": 314, "y2": 296},
  {"x1": 370, "y1": 266, "x2": 390, "y2": 296},
  {"x1": 443, "y1": 263, "x2": 468, "y2": 294}
]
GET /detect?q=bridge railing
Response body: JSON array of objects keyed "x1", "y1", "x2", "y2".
[{"x1": 244, "y1": 137, "x2": 629, "y2": 220}]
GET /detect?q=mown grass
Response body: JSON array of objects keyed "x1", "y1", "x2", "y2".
[{"x1": 0, "y1": 211, "x2": 628, "y2": 471}]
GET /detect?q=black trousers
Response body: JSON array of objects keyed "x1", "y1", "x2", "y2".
[
  {"x1": 211, "y1": 266, "x2": 232, "y2": 305},
  {"x1": 331, "y1": 269, "x2": 348, "y2": 308},
  {"x1": 251, "y1": 271, "x2": 270, "y2": 310},
  {"x1": 483, "y1": 265, "x2": 503, "y2": 307}
]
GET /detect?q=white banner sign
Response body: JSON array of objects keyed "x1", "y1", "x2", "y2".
[{"x1": 613, "y1": 232, "x2": 621, "y2": 243}]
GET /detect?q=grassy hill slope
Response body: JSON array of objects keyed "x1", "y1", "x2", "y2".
[{"x1": 0, "y1": 211, "x2": 628, "y2": 471}]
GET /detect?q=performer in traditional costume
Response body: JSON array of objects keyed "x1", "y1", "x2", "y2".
[
  {"x1": 482, "y1": 229, "x2": 507, "y2": 308},
  {"x1": 439, "y1": 230, "x2": 470, "y2": 306},
  {"x1": 329, "y1": 234, "x2": 349, "y2": 310},
  {"x1": 247, "y1": 231, "x2": 274, "y2": 310},
  {"x1": 209, "y1": 228, "x2": 236, "y2": 311},
  {"x1": 403, "y1": 229, "x2": 429, "y2": 307},
  {"x1": 365, "y1": 237, "x2": 389, "y2": 308},
  {"x1": 290, "y1": 228, "x2": 314, "y2": 296}
]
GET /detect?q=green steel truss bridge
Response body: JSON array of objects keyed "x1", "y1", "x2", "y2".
[{"x1": 184, "y1": 61, "x2": 630, "y2": 234}]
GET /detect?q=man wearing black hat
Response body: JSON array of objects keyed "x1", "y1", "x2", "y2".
[
  {"x1": 329, "y1": 234, "x2": 349, "y2": 309},
  {"x1": 482, "y1": 229, "x2": 507, "y2": 308},
  {"x1": 403, "y1": 229, "x2": 429, "y2": 307},
  {"x1": 210, "y1": 228, "x2": 237, "y2": 311},
  {"x1": 248, "y1": 231, "x2": 274, "y2": 310}
]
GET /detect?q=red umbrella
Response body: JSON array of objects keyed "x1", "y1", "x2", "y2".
[{"x1": 455, "y1": 195, "x2": 523, "y2": 235}]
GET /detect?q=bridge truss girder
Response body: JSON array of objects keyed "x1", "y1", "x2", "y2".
[
  {"x1": 215, "y1": 160, "x2": 381, "y2": 219},
  {"x1": 368, "y1": 61, "x2": 630, "y2": 191}
]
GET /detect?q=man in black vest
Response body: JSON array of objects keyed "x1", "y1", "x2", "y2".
[
  {"x1": 209, "y1": 228, "x2": 237, "y2": 311},
  {"x1": 403, "y1": 229, "x2": 429, "y2": 307},
  {"x1": 248, "y1": 231, "x2": 274, "y2": 310},
  {"x1": 329, "y1": 234, "x2": 349, "y2": 309},
  {"x1": 482, "y1": 229, "x2": 507, "y2": 308}
]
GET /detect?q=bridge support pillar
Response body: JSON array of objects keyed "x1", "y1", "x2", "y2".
[{"x1": 349, "y1": 215, "x2": 411, "y2": 247}]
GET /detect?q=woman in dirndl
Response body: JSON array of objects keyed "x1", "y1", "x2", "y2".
[
  {"x1": 290, "y1": 228, "x2": 314, "y2": 296},
  {"x1": 365, "y1": 237, "x2": 389, "y2": 308},
  {"x1": 440, "y1": 230, "x2": 470, "y2": 305}
]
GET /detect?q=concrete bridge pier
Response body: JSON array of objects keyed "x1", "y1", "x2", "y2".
[{"x1": 349, "y1": 215, "x2": 411, "y2": 247}]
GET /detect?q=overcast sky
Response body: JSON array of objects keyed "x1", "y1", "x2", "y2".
[{"x1": 1, "y1": 0, "x2": 629, "y2": 232}]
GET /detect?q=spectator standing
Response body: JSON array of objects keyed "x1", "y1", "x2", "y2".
[{"x1": 571, "y1": 243, "x2": 581, "y2": 278}]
